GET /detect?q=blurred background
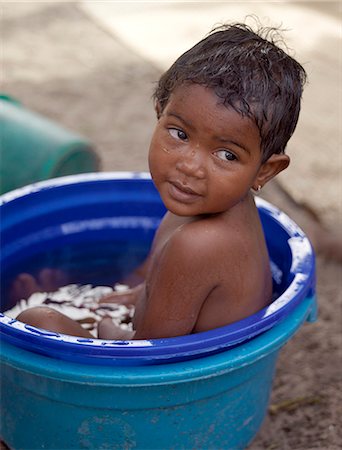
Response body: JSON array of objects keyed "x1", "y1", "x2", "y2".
[{"x1": 1, "y1": 1, "x2": 341, "y2": 449}]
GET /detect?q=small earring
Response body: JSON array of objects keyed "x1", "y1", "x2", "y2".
[{"x1": 253, "y1": 184, "x2": 262, "y2": 193}]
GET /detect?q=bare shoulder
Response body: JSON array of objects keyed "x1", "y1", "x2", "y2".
[
  {"x1": 161, "y1": 212, "x2": 267, "y2": 289},
  {"x1": 166, "y1": 214, "x2": 243, "y2": 262},
  {"x1": 135, "y1": 216, "x2": 229, "y2": 338}
]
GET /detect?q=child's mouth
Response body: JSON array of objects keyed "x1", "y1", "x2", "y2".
[{"x1": 168, "y1": 180, "x2": 202, "y2": 203}]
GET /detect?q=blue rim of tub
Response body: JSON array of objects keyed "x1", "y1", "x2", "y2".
[{"x1": 0, "y1": 172, "x2": 316, "y2": 365}]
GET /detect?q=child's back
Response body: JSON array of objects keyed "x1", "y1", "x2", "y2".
[{"x1": 135, "y1": 204, "x2": 272, "y2": 337}]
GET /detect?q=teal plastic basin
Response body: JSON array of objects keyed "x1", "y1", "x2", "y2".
[
  {"x1": 1, "y1": 296, "x2": 315, "y2": 450},
  {"x1": 0, "y1": 173, "x2": 316, "y2": 449}
]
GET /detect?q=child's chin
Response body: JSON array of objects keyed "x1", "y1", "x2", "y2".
[{"x1": 166, "y1": 202, "x2": 205, "y2": 217}]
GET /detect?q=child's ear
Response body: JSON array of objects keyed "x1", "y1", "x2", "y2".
[{"x1": 253, "y1": 154, "x2": 290, "y2": 190}]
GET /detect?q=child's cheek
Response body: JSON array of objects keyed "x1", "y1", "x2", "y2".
[{"x1": 158, "y1": 135, "x2": 177, "y2": 156}]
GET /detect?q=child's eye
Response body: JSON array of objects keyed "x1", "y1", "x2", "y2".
[
  {"x1": 168, "y1": 128, "x2": 188, "y2": 141},
  {"x1": 215, "y1": 149, "x2": 237, "y2": 162}
]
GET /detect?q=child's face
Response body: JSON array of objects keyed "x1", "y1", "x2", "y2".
[{"x1": 148, "y1": 83, "x2": 265, "y2": 217}]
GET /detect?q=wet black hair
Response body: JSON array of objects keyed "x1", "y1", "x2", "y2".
[{"x1": 153, "y1": 22, "x2": 307, "y2": 162}]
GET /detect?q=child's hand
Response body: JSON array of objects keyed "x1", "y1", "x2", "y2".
[
  {"x1": 98, "y1": 283, "x2": 144, "y2": 306},
  {"x1": 97, "y1": 317, "x2": 136, "y2": 340}
]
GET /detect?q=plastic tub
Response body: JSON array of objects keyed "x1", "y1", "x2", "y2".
[
  {"x1": 0, "y1": 95, "x2": 100, "y2": 194},
  {"x1": 0, "y1": 172, "x2": 316, "y2": 449}
]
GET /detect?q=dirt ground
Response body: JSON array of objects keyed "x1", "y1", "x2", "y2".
[{"x1": 1, "y1": 2, "x2": 341, "y2": 449}]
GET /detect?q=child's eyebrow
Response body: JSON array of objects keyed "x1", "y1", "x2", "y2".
[
  {"x1": 214, "y1": 136, "x2": 251, "y2": 155},
  {"x1": 165, "y1": 111, "x2": 194, "y2": 130}
]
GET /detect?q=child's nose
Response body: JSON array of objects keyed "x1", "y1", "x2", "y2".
[{"x1": 176, "y1": 147, "x2": 206, "y2": 179}]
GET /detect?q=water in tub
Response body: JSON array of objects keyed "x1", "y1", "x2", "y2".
[{"x1": 4, "y1": 282, "x2": 135, "y2": 337}]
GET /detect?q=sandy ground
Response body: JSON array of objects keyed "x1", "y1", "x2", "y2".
[{"x1": 1, "y1": 1, "x2": 341, "y2": 449}]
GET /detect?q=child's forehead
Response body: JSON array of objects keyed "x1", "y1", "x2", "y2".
[
  {"x1": 166, "y1": 84, "x2": 221, "y2": 120},
  {"x1": 166, "y1": 83, "x2": 256, "y2": 127},
  {"x1": 168, "y1": 83, "x2": 242, "y2": 114},
  {"x1": 169, "y1": 83, "x2": 216, "y2": 102},
  {"x1": 164, "y1": 83, "x2": 261, "y2": 144}
]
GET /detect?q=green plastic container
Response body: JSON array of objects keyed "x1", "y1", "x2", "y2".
[{"x1": 0, "y1": 95, "x2": 100, "y2": 193}]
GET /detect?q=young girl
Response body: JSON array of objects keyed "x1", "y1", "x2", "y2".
[{"x1": 17, "y1": 23, "x2": 307, "y2": 340}]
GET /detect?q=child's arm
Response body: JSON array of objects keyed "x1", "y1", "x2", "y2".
[
  {"x1": 99, "y1": 283, "x2": 145, "y2": 306},
  {"x1": 133, "y1": 225, "x2": 216, "y2": 339}
]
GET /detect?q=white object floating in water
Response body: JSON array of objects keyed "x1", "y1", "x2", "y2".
[{"x1": 4, "y1": 283, "x2": 135, "y2": 337}]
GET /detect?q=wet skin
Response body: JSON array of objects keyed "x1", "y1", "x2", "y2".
[
  {"x1": 16, "y1": 83, "x2": 289, "y2": 339},
  {"x1": 131, "y1": 84, "x2": 290, "y2": 339}
]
